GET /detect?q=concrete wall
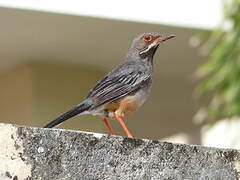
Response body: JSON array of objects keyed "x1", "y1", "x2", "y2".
[{"x1": 0, "y1": 123, "x2": 239, "y2": 180}]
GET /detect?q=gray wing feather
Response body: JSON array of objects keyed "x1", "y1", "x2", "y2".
[{"x1": 87, "y1": 62, "x2": 151, "y2": 109}]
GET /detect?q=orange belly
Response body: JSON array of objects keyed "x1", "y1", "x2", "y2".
[{"x1": 104, "y1": 96, "x2": 138, "y2": 117}]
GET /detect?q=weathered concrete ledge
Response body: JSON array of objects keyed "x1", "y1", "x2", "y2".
[{"x1": 0, "y1": 123, "x2": 240, "y2": 180}]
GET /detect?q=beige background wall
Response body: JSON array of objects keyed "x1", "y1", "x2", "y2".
[
  {"x1": 31, "y1": 63, "x2": 105, "y2": 133},
  {"x1": 0, "y1": 65, "x2": 32, "y2": 125},
  {"x1": 0, "y1": 7, "x2": 205, "y2": 140},
  {"x1": 0, "y1": 62, "x2": 201, "y2": 140}
]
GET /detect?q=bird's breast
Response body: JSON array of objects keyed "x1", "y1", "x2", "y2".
[{"x1": 104, "y1": 86, "x2": 150, "y2": 117}]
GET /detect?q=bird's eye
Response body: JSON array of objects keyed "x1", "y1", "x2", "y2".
[{"x1": 143, "y1": 34, "x2": 153, "y2": 42}]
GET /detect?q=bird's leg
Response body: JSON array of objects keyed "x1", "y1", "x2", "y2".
[
  {"x1": 102, "y1": 118, "x2": 115, "y2": 135},
  {"x1": 115, "y1": 114, "x2": 133, "y2": 138}
]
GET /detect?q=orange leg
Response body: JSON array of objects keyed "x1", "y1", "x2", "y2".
[
  {"x1": 115, "y1": 114, "x2": 133, "y2": 138},
  {"x1": 102, "y1": 118, "x2": 115, "y2": 135}
]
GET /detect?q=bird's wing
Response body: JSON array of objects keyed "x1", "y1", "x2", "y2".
[{"x1": 87, "y1": 64, "x2": 151, "y2": 109}]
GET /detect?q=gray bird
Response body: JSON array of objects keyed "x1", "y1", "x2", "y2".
[{"x1": 44, "y1": 32, "x2": 175, "y2": 138}]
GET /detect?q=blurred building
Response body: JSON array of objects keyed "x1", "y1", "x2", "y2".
[{"x1": 0, "y1": 3, "x2": 218, "y2": 141}]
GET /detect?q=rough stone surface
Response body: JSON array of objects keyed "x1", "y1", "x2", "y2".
[{"x1": 0, "y1": 123, "x2": 240, "y2": 180}]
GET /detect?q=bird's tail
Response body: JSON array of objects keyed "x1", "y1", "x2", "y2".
[{"x1": 43, "y1": 101, "x2": 91, "y2": 128}]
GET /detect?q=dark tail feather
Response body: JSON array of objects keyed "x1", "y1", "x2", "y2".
[{"x1": 43, "y1": 102, "x2": 91, "y2": 128}]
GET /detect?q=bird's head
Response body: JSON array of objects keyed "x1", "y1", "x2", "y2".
[{"x1": 130, "y1": 32, "x2": 176, "y2": 59}]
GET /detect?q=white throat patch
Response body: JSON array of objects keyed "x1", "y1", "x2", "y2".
[{"x1": 139, "y1": 41, "x2": 158, "y2": 55}]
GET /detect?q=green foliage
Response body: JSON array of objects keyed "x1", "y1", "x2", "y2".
[{"x1": 196, "y1": 0, "x2": 240, "y2": 123}]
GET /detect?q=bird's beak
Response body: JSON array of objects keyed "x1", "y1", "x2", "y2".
[
  {"x1": 141, "y1": 34, "x2": 176, "y2": 55},
  {"x1": 155, "y1": 34, "x2": 176, "y2": 44}
]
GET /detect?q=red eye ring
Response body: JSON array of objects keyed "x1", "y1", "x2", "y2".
[{"x1": 143, "y1": 34, "x2": 153, "y2": 42}]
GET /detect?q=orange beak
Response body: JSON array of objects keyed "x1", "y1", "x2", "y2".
[{"x1": 155, "y1": 34, "x2": 176, "y2": 43}]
